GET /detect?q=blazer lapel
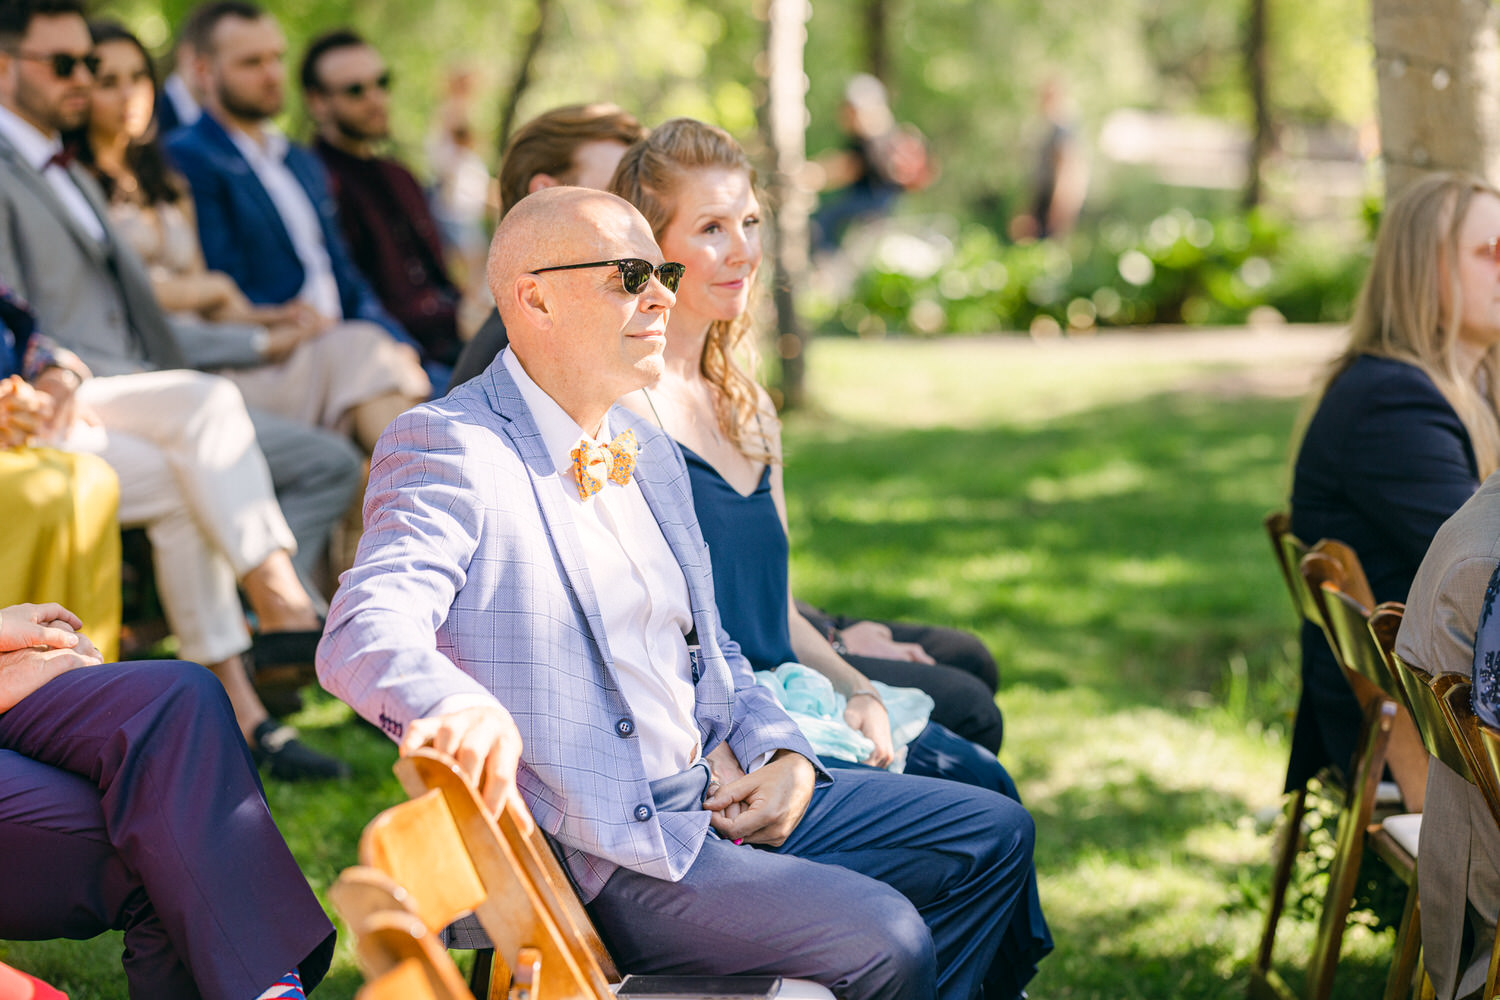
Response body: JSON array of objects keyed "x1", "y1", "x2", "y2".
[
  {"x1": 196, "y1": 115, "x2": 302, "y2": 265},
  {"x1": 0, "y1": 137, "x2": 109, "y2": 265},
  {"x1": 483, "y1": 365, "x2": 619, "y2": 671}
]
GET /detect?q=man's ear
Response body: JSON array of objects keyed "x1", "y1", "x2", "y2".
[
  {"x1": 304, "y1": 91, "x2": 327, "y2": 126},
  {"x1": 512, "y1": 274, "x2": 554, "y2": 330},
  {"x1": 528, "y1": 173, "x2": 561, "y2": 195}
]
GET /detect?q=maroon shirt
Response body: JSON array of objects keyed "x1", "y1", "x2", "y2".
[{"x1": 315, "y1": 137, "x2": 462, "y2": 365}]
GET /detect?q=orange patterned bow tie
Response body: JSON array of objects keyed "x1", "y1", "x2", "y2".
[{"x1": 570, "y1": 428, "x2": 638, "y2": 499}]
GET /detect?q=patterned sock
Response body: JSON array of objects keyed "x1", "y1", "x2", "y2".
[{"x1": 254, "y1": 969, "x2": 305, "y2": 1000}]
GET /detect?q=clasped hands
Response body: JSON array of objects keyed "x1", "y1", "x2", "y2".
[
  {"x1": 0, "y1": 603, "x2": 104, "y2": 714},
  {"x1": 702, "y1": 742, "x2": 815, "y2": 847},
  {"x1": 400, "y1": 700, "x2": 816, "y2": 848}
]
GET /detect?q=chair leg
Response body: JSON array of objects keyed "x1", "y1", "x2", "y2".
[
  {"x1": 1249, "y1": 788, "x2": 1308, "y2": 1000},
  {"x1": 1303, "y1": 702, "x2": 1396, "y2": 1000},
  {"x1": 469, "y1": 948, "x2": 510, "y2": 1000},
  {"x1": 1383, "y1": 877, "x2": 1421, "y2": 1000},
  {"x1": 1485, "y1": 899, "x2": 1500, "y2": 1000}
]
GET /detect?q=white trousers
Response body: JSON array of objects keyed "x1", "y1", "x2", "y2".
[{"x1": 73, "y1": 370, "x2": 296, "y2": 665}]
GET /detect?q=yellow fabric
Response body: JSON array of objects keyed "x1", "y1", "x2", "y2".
[{"x1": 0, "y1": 448, "x2": 121, "y2": 661}]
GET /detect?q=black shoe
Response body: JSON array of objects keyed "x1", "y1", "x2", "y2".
[
  {"x1": 251, "y1": 719, "x2": 350, "y2": 781},
  {"x1": 248, "y1": 630, "x2": 322, "y2": 716}
]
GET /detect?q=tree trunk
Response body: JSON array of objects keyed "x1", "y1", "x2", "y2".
[
  {"x1": 496, "y1": 0, "x2": 554, "y2": 148},
  {"x1": 1371, "y1": 0, "x2": 1500, "y2": 202},
  {"x1": 1244, "y1": 0, "x2": 1272, "y2": 208},
  {"x1": 863, "y1": 0, "x2": 892, "y2": 83},
  {"x1": 761, "y1": 0, "x2": 813, "y2": 410}
]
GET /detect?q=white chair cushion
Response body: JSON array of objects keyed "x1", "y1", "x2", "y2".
[
  {"x1": 775, "y1": 981, "x2": 837, "y2": 999},
  {"x1": 1381, "y1": 812, "x2": 1422, "y2": 858},
  {"x1": 607, "y1": 979, "x2": 835, "y2": 998},
  {"x1": 1376, "y1": 780, "x2": 1403, "y2": 806}
]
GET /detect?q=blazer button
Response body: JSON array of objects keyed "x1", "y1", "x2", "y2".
[
  {"x1": 615, "y1": 718, "x2": 635, "y2": 737},
  {"x1": 634, "y1": 804, "x2": 652, "y2": 822}
]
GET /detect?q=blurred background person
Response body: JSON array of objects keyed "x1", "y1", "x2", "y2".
[
  {"x1": 809, "y1": 73, "x2": 935, "y2": 255},
  {"x1": 1009, "y1": 76, "x2": 1088, "y2": 243},
  {"x1": 73, "y1": 20, "x2": 429, "y2": 455},
  {"x1": 424, "y1": 63, "x2": 492, "y2": 297},
  {"x1": 302, "y1": 29, "x2": 464, "y2": 370}
]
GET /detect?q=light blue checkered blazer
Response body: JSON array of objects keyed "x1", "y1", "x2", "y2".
[{"x1": 318, "y1": 360, "x2": 818, "y2": 903}]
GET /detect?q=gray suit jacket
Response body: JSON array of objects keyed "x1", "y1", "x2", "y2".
[
  {"x1": 1397, "y1": 470, "x2": 1500, "y2": 1000},
  {"x1": 318, "y1": 359, "x2": 822, "y2": 902},
  {"x1": 0, "y1": 133, "x2": 186, "y2": 375}
]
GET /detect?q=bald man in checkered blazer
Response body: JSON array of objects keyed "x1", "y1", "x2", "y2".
[{"x1": 318, "y1": 187, "x2": 1039, "y2": 1000}]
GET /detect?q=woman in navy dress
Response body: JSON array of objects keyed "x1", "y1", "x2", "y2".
[
  {"x1": 1288, "y1": 172, "x2": 1500, "y2": 801},
  {"x1": 610, "y1": 119, "x2": 1050, "y2": 998}
]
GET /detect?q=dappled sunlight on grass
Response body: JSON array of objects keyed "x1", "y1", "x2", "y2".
[{"x1": 783, "y1": 335, "x2": 1395, "y2": 998}]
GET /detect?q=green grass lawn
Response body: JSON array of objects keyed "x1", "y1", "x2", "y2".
[{"x1": 2, "y1": 330, "x2": 1396, "y2": 999}]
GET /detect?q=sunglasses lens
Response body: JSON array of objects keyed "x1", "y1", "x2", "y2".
[
  {"x1": 657, "y1": 263, "x2": 685, "y2": 292},
  {"x1": 83, "y1": 54, "x2": 99, "y2": 76},
  {"x1": 619, "y1": 260, "x2": 651, "y2": 294}
]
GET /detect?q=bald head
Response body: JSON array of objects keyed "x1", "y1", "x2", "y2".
[
  {"x1": 487, "y1": 187, "x2": 644, "y2": 322},
  {"x1": 486, "y1": 186, "x2": 675, "y2": 433}
]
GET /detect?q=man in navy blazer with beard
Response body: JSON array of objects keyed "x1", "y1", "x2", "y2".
[{"x1": 163, "y1": 1, "x2": 450, "y2": 390}]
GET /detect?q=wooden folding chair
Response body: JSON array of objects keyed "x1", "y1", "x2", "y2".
[
  {"x1": 1288, "y1": 560, "x2": 1409, "y2": 1000},
  {"x1": 1471, "y1": 712, "x2": 1500, "y2": 1000},
  {"x1": 1425, "y1": 676, "x2": 1500, "y2": 1000},
  {"x1": 1250, "y1": 513, "x2": 1317, "y2": 1000},
  {"x1": 1382, "y1": 627, "x2": 1490, "y2": 1000},
  {"x1": 383, "y1": 748, "x2": 836, "y2": 1000},
  {"x1": 1252, "y1": 515, "x2": 1402, "y2": 1000},
  {"x1": 344, "y1": 747, "x2": 614, "y2": 1000},
  {"x1": 1363, "y1": 606, "x2": 1426, "y2": 1000},
  {"x1": 349, "y1": 909, "x2": 478, "y2": 1000}
]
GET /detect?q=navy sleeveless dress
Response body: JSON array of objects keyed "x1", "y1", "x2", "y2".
[{"x1": 679, "y1": 445, "x2": 796, "y2": 670}]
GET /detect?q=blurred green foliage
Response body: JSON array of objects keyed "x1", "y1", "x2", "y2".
[
  {"x1": 819, "y1": 206, "x2": 1372, "y2": 336},
  {"x1": 94, "y1": 0, "x2": 1373, "y2": 221}
]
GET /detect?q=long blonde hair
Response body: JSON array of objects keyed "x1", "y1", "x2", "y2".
[
  {"x1": 609, "y1": 118, "x2": 773, "y2": 463},
  {"x1": 1322, "y1": 170, "x2": 1500, "y2": 477}
]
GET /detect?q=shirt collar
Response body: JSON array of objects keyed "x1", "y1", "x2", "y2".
[
  {"x1": 502, "y1": 347, "x2": 613, "y2": 482},
  {"x1": 225, "y1": 118, "x2": 289, "y2": 166},
  {"x1": 0, "y1": 104, "x2": 62, "y2": 171}
]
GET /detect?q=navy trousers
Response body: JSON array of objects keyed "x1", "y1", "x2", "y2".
[
  {"x1": 586, "y1": 766, "x2": 1035, "y2": 1000},
  {"x1": 0, "y1": 660, "x2": 335, "y2": 999}
]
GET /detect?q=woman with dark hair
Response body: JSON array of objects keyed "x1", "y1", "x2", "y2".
[{"x1": 69, "y1": 21, "x2": 428, "y2": 452}]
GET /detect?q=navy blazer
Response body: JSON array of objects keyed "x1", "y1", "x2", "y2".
[
  {"x1": 1287, "y1": 353, "x2": 1481, "y2": 788},
  {"x1": 164, "y1": 112, "x2": 416, "y2": 354}
]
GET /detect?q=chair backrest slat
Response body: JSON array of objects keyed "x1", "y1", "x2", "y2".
[
  {"x1": 359, "y1": 788, "x2": 488, "y2": 935},
  {"x1": 1387, "y1": 650, "x2": 1476, "y2": 783},
  {"x1": 1265, "y1": 511, "x2": 1317, "y2": 622},
  {"x1": 1302, "y1": 546, "x2": 1399, "y2": 703},
  {"x1": 393, "y1": 750, "x2": 615, "y2": 999},
  {"x1": 355, "y1": 912, "x2": 475, "y2": 1000}
]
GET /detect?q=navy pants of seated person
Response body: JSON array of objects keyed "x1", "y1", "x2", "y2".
[
  {"x1": 0, "y1": 660, "x2": 335, "y2": 1000},
  {"x1": 587, "y1": 766, "x2": 1036, "y2": 1000}
]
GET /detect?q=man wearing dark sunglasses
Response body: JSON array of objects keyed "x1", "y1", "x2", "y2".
[
  {"x1": 321, "y1": 186, "x2": 1036, "y2": 1000},
  {"x1": 301, "y1": 29, "x2": 463, "y2": 370},
  {"x1": 164, "y1": 1, "x2": 452, "y2": 391}
]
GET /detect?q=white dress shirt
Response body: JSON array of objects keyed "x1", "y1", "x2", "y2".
[
  {"x1": 162, "y1": 74, "x2": 201, "y2": 127},
  {"x1": 0, "y1": 104, "x2": 105, "y2": 242},
  {"x1": 224, "y1": 124, "x2": 342, "y2": 320},
  {"x1": 503, "y1": 348, "x2": 701, "y2": 780}
]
